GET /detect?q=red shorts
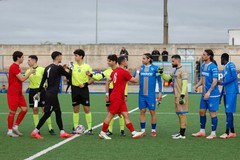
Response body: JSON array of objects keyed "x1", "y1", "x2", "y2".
[
  {"x1": 108, "y1": 100, "x2": 128, "y2": 115},
  {"x1": 7, "y1": 94, "x2": 27, "y2": 111}
]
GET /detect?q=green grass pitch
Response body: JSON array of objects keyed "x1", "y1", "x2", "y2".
[{"x1": 0, "y1": 93, "x2": 240, "y2": 160}]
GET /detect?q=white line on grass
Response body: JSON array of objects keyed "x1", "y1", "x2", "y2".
[{"x1": 24, "y1": 94, "x2": 167, "y2": 160}]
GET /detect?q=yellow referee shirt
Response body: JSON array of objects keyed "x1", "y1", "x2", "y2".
[
  {"x1": 25, "y1": 66, "x2": 45, "y2": 89},
  {"x1": 72, "y1": 63, "x2": 92, "y2": 87}
]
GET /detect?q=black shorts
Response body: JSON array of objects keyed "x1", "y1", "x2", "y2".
[
  {"x1": 71, "y1": 86, "x2": 90, "y2": 106},
  {"x1": 29, "y1": 88, "x2": 46, "y2": 108},
  {"x1": 44, "y1": 92, "x2": 60, "y2": 113}
]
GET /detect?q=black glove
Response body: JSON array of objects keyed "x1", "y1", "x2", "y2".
[
  {"x1": 179, "y1": 94, "x2": 185, "y2": 105},
  {"x1": 158, "y1": 67, "x2": 164, "y2": 74}
]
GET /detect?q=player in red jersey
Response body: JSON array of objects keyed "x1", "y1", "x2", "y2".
[
  {"x1": 99, "y1": 56, "x2": 143, "y2": 139},
  {"x1": 7, "y1": 51, "x2": 35, "y2": 137}
]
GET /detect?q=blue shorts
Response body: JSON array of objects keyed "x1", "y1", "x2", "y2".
[
  {"x1": 224, "y1": 94, "x2": 237, "y2": 113},
  {"x1": 200, "y1": 96, "x2": 220, "y2": 112},
  {"x1": 139, "y1": 95, "x2": 156, "y2": 110}
]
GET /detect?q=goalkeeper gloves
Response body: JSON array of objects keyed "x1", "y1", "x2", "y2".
[
  {"x1": 158, "y1": 67, "x2": 164, "y2": 74},
  {"x1": 33, "y1": 92, "x2": 40, "y2": 102},
  {"x1": 179, "y1": 94, "x2": 185, "y2": 105}
]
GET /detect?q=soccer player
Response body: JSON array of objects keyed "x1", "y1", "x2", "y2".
[
  {"x1": 87, "y1": 54, "x2": 126, "y2": 136},
  {"x1": 31, "y1": 51, "x2": 74, "y2": 139},
  {"x1": 71, "y1": 49, "x2": 94, "y2": 135},
  {"x1": 99, "y1": 56, "x2": 143, "y2": 140},
  {"x1": 160, "y1": 55, "x2": 188, "y2": 139},
  {"x1": 26, "y1": 55, "x2": 55, "y2": 135},
  {"x1": 138, "y1": 53, "x2": 162, "y2": 137},
  {"x1": 7, "y1": 51, "x2": 35, "y2": 137},
  {"x1": 192, "y1": 49, "x2": 220, "y2": 139},
  {"x1": 218, "y1": 53, "x2": 238, "y2": 139}
]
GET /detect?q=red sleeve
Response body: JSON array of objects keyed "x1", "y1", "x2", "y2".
[
  {"x1": 124, "y1": 70, "x2": 132, "y2": 81},
  {"x1": 109, "y1": 71, "x2": 114, "y2": 80},
  {"x1": 11, "y1": 65, "x2": 21, "y2": 76}
]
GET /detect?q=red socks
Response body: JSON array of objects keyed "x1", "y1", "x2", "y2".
[
  {"x1": 126, "y1": 122, "x2": 135, "y2": 132},
  {"x1": 8, "y1": 112, "x2": 15, "y2": 129},
  {"x1": 102, "y1": 122, "x2": 109, "y2": 132},
  {"x1": 15, "y1": 110, "x2": 27, "y2": 126}
]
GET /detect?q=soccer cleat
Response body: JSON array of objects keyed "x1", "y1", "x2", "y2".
[
  {"x1": 172, "y1": 133, "x2": 186, "y2": 139},
  {"x1": 192, "y1": 132, "x2": 206, "y2": 137},
  {"x1": 219, "y1": 133, "x2": 229, "y2": 139},
  {"x1": 228, "y1": 132, "x2": 236, "y2": 138},
  {"x1": 31, "y1": 131, "x2": 44, "y2": 139},
  {"x1": 99, "y1": 131, "x2": 111, "y2": 140},
  {"x1": 49, "y1": 129, "x2": 56, "y2": 135},
  {"x1": 7, "y1": 132, "x2": 19, "y2": 138},
  {"x1": 132, "y1": 131, "x2": 144, "y2": 139},
  {"x1": 119, "y1": 130, "x2": 126, "y2": 137},
  {"x1": 60, "y1": 132, "x2": 74, "y2": 138},
  {"x1": 72, "y1": 127, "x2": 77, "y2": 134},
  {"x1": 106, "y1": 130, "x2": 113, "y2": 136},
  {"x1": 151, "y1": 131, "x2": 156, "y2": 137},
  {"x1": 13, "y1": 128, "x2": 23, "y2": 136},
  {"x1": 87, "y1": 129, "x2": 94, "y2": 135},
  {"x1": 172, "y1": 133, "x2": 180, "y2": 137},
  {"x1": 206, "y1": 134, "x2": 216, "y2": 139}
]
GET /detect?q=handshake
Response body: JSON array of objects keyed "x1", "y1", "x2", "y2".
[{"x1": 158, "y1": 67, "x2": 164, "y2": 74}]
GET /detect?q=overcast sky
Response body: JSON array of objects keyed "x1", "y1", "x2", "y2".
[{"x1": 0, "y1": 0, "x2": 239, "y2": 44}]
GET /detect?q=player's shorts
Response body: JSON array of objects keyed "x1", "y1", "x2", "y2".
[
  {"x1": 200, "y1": 95, "x2": 220, "y2": 112},
  {"x1": 174, "y1": 96, "x2": 188, "y2": 114},
  {"x1": 29, "y1": 88, "x2": 46, "y2": 108},
  {"x1": 138, "y1": 95, "x2": 156, "y2": 110},
  {"x1": 44, "y1": 92, "x2": 60, "y2": 113},
  {"x1": 108, "y1": 100, "x2": 128, "y2": 115},
  {"x1": 223, "y1": 94, "x2": 237, "y2": 113},
  {"x1": 7, "y1": 93, "x2": 27, "y2": 111},
  {"x1": 71, "y1": 85, "x2": 90, "y2": 106}
]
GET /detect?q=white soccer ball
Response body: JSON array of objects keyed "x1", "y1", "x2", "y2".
[{"x1": 75, "y1": 125, "x2": 85, "y2": 134}]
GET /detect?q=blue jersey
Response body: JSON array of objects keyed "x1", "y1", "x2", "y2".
[
  {"x1": 222, "y1": 62, "x2": 239, "y2": 94},
  {"x1": 201, "y1": 62, "x2": 220, "y2": 97},
  {"x1": 139, "y1": 64, "x2": 162, "y2": 96}
]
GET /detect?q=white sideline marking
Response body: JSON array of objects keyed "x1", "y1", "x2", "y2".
[{"x1": 24, "y1": 94, "x2": 166, "y2": 160}]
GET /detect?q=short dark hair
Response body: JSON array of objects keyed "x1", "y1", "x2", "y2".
[
  {"x1": 144, "y1": 53, "x2": 153, "y2": 64},
  {"x1": 117, "y1": 55, "x2": 126, "y2": 65},
  {"x1": 12, "y1": 51, "x2": 23, "y2": 62},
  {"x1": 73, "y1": 49, "x2": 85, "y2": 58},
  {"x1": 107, "y1": 54, "x2": 118, "y2": 63},
  {"x1": 28, "y1": 55, "x2": 38, "y2": 62},
  {"x1": 51, "y1": 51, "x2": 62, "y2": 60},
  {"x1": 205, "y1": 49, "x2": 214, "y2": 61},
  {"x1": 221, "y1": 53, "x2": 229, "y2": 61},
  {"x1": 171, "y1": 54, "x2": 181, "y2": 60}
]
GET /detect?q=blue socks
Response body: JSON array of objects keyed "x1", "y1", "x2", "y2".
[
  {"x1": 200, "y1": 116, "x2": 206, "y2": 129},
  {"x1": 211, "y1": 116, "x2": 218, "y2": 131}
]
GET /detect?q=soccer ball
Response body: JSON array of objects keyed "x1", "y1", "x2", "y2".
[{"x1": 75, "y1": 125, "x2": 85, "y2": 134}]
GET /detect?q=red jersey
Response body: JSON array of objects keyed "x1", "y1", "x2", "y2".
[
  {"x1": 109, "y1": 67, "x2": 132, "y2": 101},
  {"x1": 8, "y1": 63, "x2": 22, "y2": 95}
]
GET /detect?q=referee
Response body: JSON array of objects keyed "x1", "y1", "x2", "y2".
[{"x1": 71, "y1": 49, "x2": 94, "y2": 135}]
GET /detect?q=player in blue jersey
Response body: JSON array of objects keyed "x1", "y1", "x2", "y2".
[
  {"x1": 192, "y1": 49, "x2": 220, "y2": 139},
  {"x1": 139, "y1": 53, "x2": 162, "y2": 137},
  {"x1": 218, "y1": 53, "x2": 238, "y2": 139}
]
